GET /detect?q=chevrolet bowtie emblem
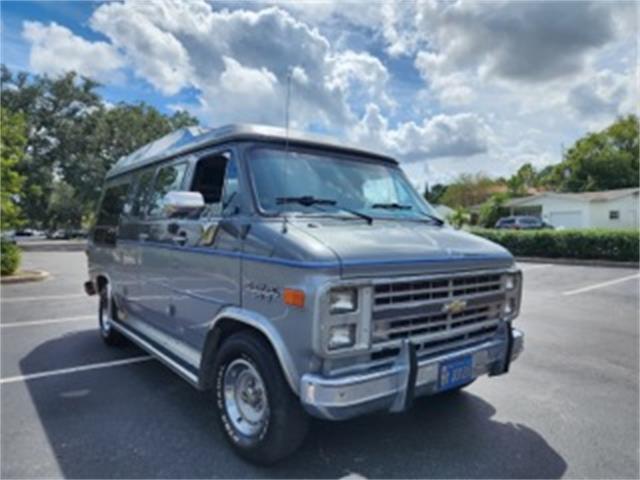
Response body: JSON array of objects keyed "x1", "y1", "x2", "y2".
[{"x1": 442, "y1": 299, "x2": 467, "y2": 314}]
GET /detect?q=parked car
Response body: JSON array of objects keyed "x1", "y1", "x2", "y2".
[
  {"x1": 495, "y1": 215, "x2": 553, "y2": 230},
  {"x1": 85, "y1": 124, "x2": 524, "y2": 464},
  {"x1": 46, "y1": 229, "x2": 70, "y2": 240}
]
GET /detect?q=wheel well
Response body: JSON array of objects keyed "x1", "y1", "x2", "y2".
[{"x1": 199, "y1": 318, "x2": 285, "y2": 390}]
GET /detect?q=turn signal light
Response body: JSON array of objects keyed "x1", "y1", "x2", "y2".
[{"x1": 283, "y1": 288, "x2": 305, "y2": 308}]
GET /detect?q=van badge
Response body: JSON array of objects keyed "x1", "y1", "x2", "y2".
[
  {"x1": 246, "y1": 282, "x2": 281, "y2": 302},
  {"x1": 442, "y1": 299, "x2": 467, "y2": 315}
]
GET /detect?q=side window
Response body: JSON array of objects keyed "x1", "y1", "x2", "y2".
[
  {"x1": 147, "y1": 162, "x2": 188, "y2": 218},
  {"x1": 96, "y1": 183, "x2": 130, "y2": 227},
  {"x1": 130, "y1": 169, "x2": 155, "y2": 218},
  {"x1": 190, "y1": 153, "x2": 231, "y2": 217}
]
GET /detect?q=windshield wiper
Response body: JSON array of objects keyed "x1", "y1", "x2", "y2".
[
  {"x1": 276, "y1": 196, "x2": 373, "y2": 225},
  {"x1": 276, "y1": 196, "x2": 337, "y2": 207},
  {"x1": 372, "y1": 202, "x2": 412, "y2": 210},
  {"x1": 372, "y1": 202, "x2": 444, "y2": 226}
]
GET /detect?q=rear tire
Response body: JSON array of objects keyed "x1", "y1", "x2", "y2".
[
  {"x1": 212, "y1": 331, "x2": 309, "y2": 465},
  {"x1": 98, "y1": 286, "x2": 124, "y2": 346}
]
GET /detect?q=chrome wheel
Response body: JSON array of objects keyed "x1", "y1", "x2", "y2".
[{"x1": 223, "y1": 358, "x2": 269, "y2": 437}]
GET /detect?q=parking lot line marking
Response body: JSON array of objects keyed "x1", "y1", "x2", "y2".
[
  {"x1": 1, "y1": 315, "x2": 94, "y2": 329},
  {"x1": 519, "y1": 264, "x2": 552, "y2": 271},
  {"x1": 1, "y1": 293, "x2": 87, "y2": 303},
  {"x1": 0, "y1": 356, "x2": 153, "y2": 385},
  {"x1": 562, "y1": 273, "x2": 640, "y2": 296}
]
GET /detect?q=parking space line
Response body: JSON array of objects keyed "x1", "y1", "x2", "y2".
[
  {"x1": 1, "y1": 315, "x2": 94, "y2": 329},
  {"x1": 519, "y1": 263, "x2": 552, "y2": 271},
  {"x1": 0, "y1": 356, "x2": 153, "y2": 385},
  {"x1": 0, "y1": 294, "x2": 87, "y2": 303},
  {"x1": 562, "y1": 273, "x2": 640, "y2": 296}
]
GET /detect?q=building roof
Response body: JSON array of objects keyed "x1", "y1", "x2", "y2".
[
  {"x1": 505, "y1": 187, "x2": 639, "y2": 207},
  {"x1": 106, "y1": 123, "x2": 396, "y2": 178}
]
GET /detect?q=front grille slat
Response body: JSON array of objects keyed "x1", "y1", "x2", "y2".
[{"x1": 372, "y1": 271, "x2": 506, "y2": 356}]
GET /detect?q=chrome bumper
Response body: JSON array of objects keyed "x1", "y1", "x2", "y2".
[{"x1": 301, "y1": 327, "x2": 524, "y2": 420}]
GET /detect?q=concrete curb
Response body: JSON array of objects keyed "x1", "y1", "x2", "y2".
[
  {"x1": 0, "y1": 270, "x2": 50, "y2": 284},
  {"x1": 516, "y1": 256, "x2": 639, "y2": 269},
  {"x1": 18, "y1": 240, "x2": 86, "y2": 252}
]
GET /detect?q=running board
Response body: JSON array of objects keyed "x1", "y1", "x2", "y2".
[{"x1": 110, "y1": 320, "x2": 200, "y2": 388}]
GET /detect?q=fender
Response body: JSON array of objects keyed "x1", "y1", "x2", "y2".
[{"x1": 199, "y1": 306, "x2": 300, "y2": 394}]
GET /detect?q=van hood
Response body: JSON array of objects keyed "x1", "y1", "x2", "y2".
[{"x1": 290, "y1": 219, "x2": 513, "y2": 278}]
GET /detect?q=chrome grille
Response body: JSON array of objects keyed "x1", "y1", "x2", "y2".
[
  {"x1": 374, "y1": 273, "x2": 502, "y2": 307},
  {"x1": 371, "y1": 271, "x2": 505, "y2": 356}
]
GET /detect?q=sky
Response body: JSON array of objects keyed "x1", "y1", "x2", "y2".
[{"x1": 1, "y1": 0, "x2": 637, "y2": 188}]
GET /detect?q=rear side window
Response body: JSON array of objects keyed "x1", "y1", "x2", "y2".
[
  {"x1": 130, "y1": 169, "x2": 155, "y2": 218},
  {"x1": 94, "y1": 182, "x2": 130, "y2": 245},
  {"x1": 147, "y1": 162, "x2": 188, "y2": 218},
  {"x1": 96, "y1": 183, "x2": 130, "y2": 227}
]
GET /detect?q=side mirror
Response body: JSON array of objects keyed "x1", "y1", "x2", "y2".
[{"x1": 162, "y1": 191, "x2": 205, "y2": 217}]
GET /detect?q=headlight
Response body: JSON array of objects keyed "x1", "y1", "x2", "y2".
[
  {"x1": 327, "y1": 324, "x2": 356, "y2": 350},
  {"x1": 505, "y1": 274, "x2": 516, "y2": 290},
  {"x1": 329, "y1": 288, "x2": 358, "y2": 314},
  {"x1": 504, "y1": 298, "x2": 515, "y2": 315}
]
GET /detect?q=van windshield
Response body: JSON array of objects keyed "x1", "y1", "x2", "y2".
[{"x1": 248, "y1": 147, "x2": 439, "y2": 222}]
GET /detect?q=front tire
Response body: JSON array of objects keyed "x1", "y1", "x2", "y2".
[
  {"x1": 98, "y1": 286, "x2": 124, "y2": 346},
  {"x1": 212, "y1": 332, "x2": 309, "y2": 464}
]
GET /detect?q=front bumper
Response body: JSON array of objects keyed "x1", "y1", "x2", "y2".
[{"x1": 301, "y1": 327, "x2": 524, "y2": 420}]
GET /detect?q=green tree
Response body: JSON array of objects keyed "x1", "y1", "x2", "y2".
[
  {"x1": 478, "y1": 192, "x2": 509, "y2": 228},
  {"x1": 545, "y1": 115, "x2": 639, "y2": 192},
  {"x1": 1, "y1": 65, "x2": 199, "y2": 228},
  {"x1": 424, "y1": 183, "x2": 448, "y2": 204},
  {"x1": 46, "y1": 180, "x2": 85, "y2": 230},
  {"x1": 0, "y1": 108, "x2": 27, "y2": 229},
  {"x1": 507, "y1": 163, "x2": 537, "y2": 197},
  {"x1": 1, "y1": 67, "x2": 103, "y2": 226},
  {"x1": 439, "y1": 173, "x2": 502, "y2": 208},
  {"x1": 447, "y1": 207, "x2": 470, "y2": 229}
]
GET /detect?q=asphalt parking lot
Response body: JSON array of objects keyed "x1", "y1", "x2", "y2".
[{"x1": 1, "y1": 250, "x2": 638, "y2": 479}]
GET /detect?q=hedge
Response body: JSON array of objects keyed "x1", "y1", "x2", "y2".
[
  {"x1": 470, "y1": 228, "x2": 639, "y2": 262},
  {"x1": 1, "y1": 240, "x2": 21, "y2": 275}
]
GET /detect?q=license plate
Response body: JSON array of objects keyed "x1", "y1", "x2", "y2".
[{"x1": 439, "y1": 355, "x2": 473, "y2": 391}]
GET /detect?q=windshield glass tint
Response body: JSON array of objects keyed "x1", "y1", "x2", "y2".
[{"x1": 249, "y1": 148, "x2": 438, "y2": 220}]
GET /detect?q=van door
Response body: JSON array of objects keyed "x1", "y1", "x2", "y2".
[
  {"x1": 169, "y1": 151, "x2": 243, "y2": 352},
  {"x1": 119, "y1": 168, "x2": 155, "y2": 319},
  {"x1": 135, "y1": 160, "x2": 190, "y2": 336}
]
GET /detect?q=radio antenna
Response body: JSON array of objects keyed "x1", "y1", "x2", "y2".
[{"x1": 285, "y1": 67, "x2": 292, "y2": 153}]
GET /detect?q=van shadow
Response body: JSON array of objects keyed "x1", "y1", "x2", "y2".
[{"x1": 16, "y1": 331, "x2": 567, "y2": 479}]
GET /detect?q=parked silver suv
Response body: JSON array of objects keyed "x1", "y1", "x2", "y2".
[{"x1": 85, "y1": 124, "x2": 524, "y2": 464}]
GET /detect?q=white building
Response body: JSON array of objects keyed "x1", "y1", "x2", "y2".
[{"x1": 504, "y1": 187, "x2": 639, "y2": 229}]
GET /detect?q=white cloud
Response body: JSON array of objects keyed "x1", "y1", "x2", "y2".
[
  {"x1": 16, "y1": 0, "x2": 636, "y2": 186},
  {"x1": 567, "y1": 69, "x2": 634, "y2": 120},
  {"x1": 352, "y1": 103, "x2": 492, "y2": 161},
  {"x1": 219, "y1": 57, "x2": 277, "y2": 95},
  {"x1": 22, "y1": 21, "x2": 123, "y2": 79}
]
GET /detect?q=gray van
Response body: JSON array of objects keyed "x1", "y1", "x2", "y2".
[{"x1": 85, "y1": 124, "x2": 524, "y2": 464}]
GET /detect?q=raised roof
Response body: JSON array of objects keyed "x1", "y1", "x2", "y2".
[{"x1": 106, "y1": 124, "x2": 396, "y2": 178}]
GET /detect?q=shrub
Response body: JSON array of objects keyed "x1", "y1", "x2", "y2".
[
  {"x1": 1, "y1": 240, "x2": 21, "y2": 275},
  {"x1": 470, "y1": 228, "x2": 639, "y2": 262}
]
